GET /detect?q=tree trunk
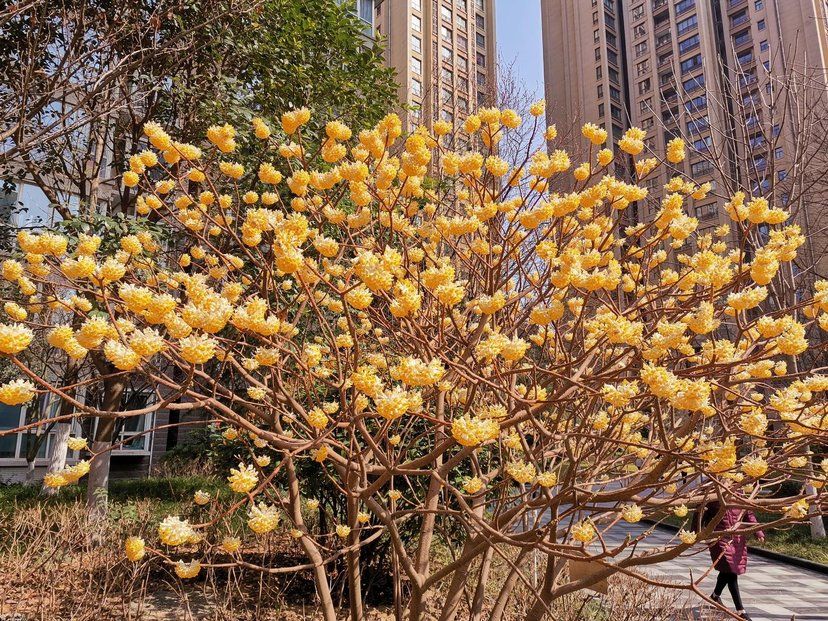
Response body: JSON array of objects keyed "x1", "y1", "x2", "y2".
[
  {"x1": 806, "y1": 481, "x2": 827, "y2": 539},
  {"x1": 86, "y1": 368, "x2": 126, "y2": 519},
  {"x1": 43, "y1": 358, "x2": 79, "y2": 496},
  {"x1": 345, "y1": 472, "x2": 364, "y2": 621},
  {"x1": 524, "y1": 554, "x2": 564, "y2": 621}
]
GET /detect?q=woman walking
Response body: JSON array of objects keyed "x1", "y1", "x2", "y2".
[{"x1": 697, "y1": 500, "x2": 765, "y2": 620}]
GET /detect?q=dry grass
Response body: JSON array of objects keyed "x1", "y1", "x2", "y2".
[{"x1": 0, "y1": 498, "x2": 695, "y2": 620}]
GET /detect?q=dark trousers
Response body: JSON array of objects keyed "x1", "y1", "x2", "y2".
[{"x1": 714, "y1": 571, "x2": 744, "y2": 610}]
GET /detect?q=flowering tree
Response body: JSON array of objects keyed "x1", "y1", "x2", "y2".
[{"x1": 1, "y1": 104, "x2": 827, "y2": 620}]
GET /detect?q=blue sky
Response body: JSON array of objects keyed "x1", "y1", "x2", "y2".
[{"x1": 495, "y1": 0, "x2": 544, "y2": 99}]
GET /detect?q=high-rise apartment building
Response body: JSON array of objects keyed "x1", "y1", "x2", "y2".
[
  {"x1": 374, "y1": 0, "x2": 497, "y2": 130},
  {"x1": 541, "y1": 0, "x2": 828, "y2": 233}
]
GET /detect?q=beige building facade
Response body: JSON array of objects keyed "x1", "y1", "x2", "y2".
[{"x1": 374, "y1": 0, "x2": 498, "y2": 131}]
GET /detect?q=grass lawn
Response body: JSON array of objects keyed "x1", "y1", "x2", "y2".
[{"x1": 0, "y1": 475, "x2": 226, "y2": 514}]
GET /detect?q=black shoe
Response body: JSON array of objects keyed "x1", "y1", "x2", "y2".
[
  {"x1": 738, "y1": 613, "x2": 753, "y2": 621},
  {"x1": 710, "y1": 594, "x2": 721, "y2": 604}
]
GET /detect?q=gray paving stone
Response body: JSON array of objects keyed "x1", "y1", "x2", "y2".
[{"x1": 595, "y1": 521, "x2": 828, "y2": 620}]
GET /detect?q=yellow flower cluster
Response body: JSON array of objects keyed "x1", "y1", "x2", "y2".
[
  {"x1": 247, "y1": 503, "x2": 280, "y2": 534},
  {"x1": 228, "y1": 463, "x2": 259, "y2": 494},
  {"x1": 450, "y1": 415, "x2": 500, "y2": 447}
]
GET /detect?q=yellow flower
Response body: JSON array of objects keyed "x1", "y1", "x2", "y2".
[
  {"x1": 529, "y1": 100, "x2": 546, "y2": 116},
  {"x1": 451, "y1": 415, "x2": 499, "y2": 447},
  {"x1": 581, "y1": 122, "x2": 607, "y2": 145},
  {"x1": 66, "y1": 436, "x2": 87, "y2": 451},
  {"x1": 357, "y1": 511, "x2": 370, "y2": 524},
  {"x1": 741, "y1": 457, "x2": 769, "y2": 478},
  {"x1": 536, "y1": 471, "x2": 558, "y2": 488},
  {"x1": 388, "y1": 489, "x2": 402, "y2": 501},
  {"x1": 158, "y1": 516, "x2": 198, "y2": 547},
  {"x1": 673, "y1": 504, "x2": 688, "y2": 518},
  {"x1": 666, "y1": 137, "x2": 686, "y2": 163},
  {"x1": 221, "y1": 536, "x2": 242, "y2": 554},
  {"x1": 194, "y1": 490, "x2": 211, "y2": 505},
  {"x1": 621, "y1": 504, "x2": 643, "y2": 523},
  {"x1": 125, "y1": 536, "x2": 146, "y2": 561},
  {"x1": 0, "y1": 323, "x2": 34, "y2": 355},
  {"x1": 179, "y1": 334, "x2": 217, "y2": 364},
  {"x1": 247, "y1": 503, "x2": 280, "y2": 534},
  {"x1": 785, "y1": 499, "x2": 809, "y2": 519},
  {"x1": 463, "y1": 477, "x2": 484, "y2": 494},
  {"x1": 336, "y1": 524, "x2": 352, "y2": 538},
  {"x1": 505, "y1": 460, "x2": 536, "y2": 485},
  {"x1": 678, "y1": 529, "x2": 696, "y2": 545},
  {"x1": 228, "y1": 463, "x2": 258, "y2": 494},
  {"x1": 0, "y1": 379, "x2": 36, "y2": 405},
  {"x1": 571, "y1": 520, "x2": 596, "y2": 543},
  {"x1": 174, "y1": 560, "x2": 201, "y2": 579}
]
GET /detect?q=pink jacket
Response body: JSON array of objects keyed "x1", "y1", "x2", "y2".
[{"x1": 698, "y1": 502, "x2": 765, "y2": 575}]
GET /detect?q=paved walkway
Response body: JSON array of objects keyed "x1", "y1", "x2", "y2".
[{"x1": 600, "y1": 522, "x2": 828, "y2": 620}]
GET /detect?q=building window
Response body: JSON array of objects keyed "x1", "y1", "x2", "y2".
[
  {"x1": 685, "y1": 94, "x2": 707, "y2": 112},
  {"x1": 595, "y1": 48, "x2": 602, "y2": 61},
  {"x1": 476, "y1": 32, "x2": 485, "y2": 47},
  {"x1": 675, "y1": 0, "x2": 695, "y2": 15},
  {"x1": 639, "y1": 97, "x2": 652, "y2": 114},
  {"x1": 458, "y1": 97, "x2": 468, "y2": 111},
  {"x1": 597, "y1": 84, "x2": 604, "y2": 97},
  {"x1": 411, "y1": 57, "x2": 422, "y2": 74},
  {"x1": 632, "y1": 4, "x2": 644, "y2": 20},
  {"x1": 695, "y1": 203, "x2": 716, "y2": 218},
  {"x1": 457, "y1": 55, "x2": 468, "y2": 71},
  {"x1": 441, "y1": 87, "x2": 454, "y2": 105},
  {"x1": 641, "y1": 117, "x2": 654, "y2": 129},
  {"x1": 755, "y1": 0, "x2": 763, "y2": 8},
  {"x1": 458, "y1": 34, "x2": 468, "y2": 49},
  {"x1": 679, "y1": 34, "x2": 700, "y2": 54},
  {"x1": 609, "y1": 67, "x2": 619, "y2": 83},
  {"x1": 456, "y1": 0, "x2": 466, "y2": 9},
  {"x1": 687, "y1": 115, "x2": 710, "y2": 135},
  {"x1": 412, "y1": 15, "x2": 422, "y2": 32},
  {"x1": 412, "y1": 35, "x2": 422, "y2": 53},
  {"x1": 442, "y1": 45, "x2": 452, "y2": 62},
  {"x1": 634, "y1": 24, "x2": 647, "y2": 39},
  {"x1": 679, "y1": 53, "x2": 702, "y2": 75},
  {"x1": 477, "y1": 71, "x2": 486, "y2": 85},
  {"x1": 458, "y1": 15, "x2": 467, "y2": 30},
  {"x1": 775, "y1": 147, "x2": 785, "y2": 159},
  {"x1": 594, "y1": 29, "x2": 600, "y2": 44},
  {"x1": 441, "y1": 6, "x2": 452, "y2": 21},
  {"x1": 476, "y1": 14, "x2": 484, "y2": 28},
  {"x1": 475, "y1": 0, "x2": 484, "y2": 9},
  {"x1": 412, "y1": 78, "x2": 422, "y2": 96},
  {"x1": 593, "y1": 11, "x2": 599, "y2": 25},
  {"x1": 758, "y1": 19, "x2": 766, "y2": 30},
  {"x1": 441, "y1": 25, "x2": 452, "y2": 40},
  {"x1": 476, "y1": 52, "x2": 485, "y2": 67},
  {"x1": 733, "y1": 29, "x2": 751, "y2": 47},
  {"x1": 458, "y1": 76, "x2": 469, "y2": 90},
  {"x1": 635, "y1": 41, "x2": 648, "y2": 57},
  {"x1": 0, "y1": 401, "x2": 80, "y2": 461},
  {"x1": 636, "y1": 59, "x2": 650, "y2": 75},
  {"x1": 442, "y1": 67, "x2": 454, "y2": 82},
  {"x1": 691, "y1": 160, "x2": 714, "y2": 176},
  {"x1": 638, "y1": 78, "x2": 651, "y2": 94},
  {"x1": 411, "y1": 0, "x2": 421, "y2": 10},
  {"x1": 676, "y1": 15, "x2": 698, "y2": 36},
  {"x1": 682, "y1": 73, "x2": 705, "y2": 92},
  {"x1": 596, "y1": 65, "x2": 603, "y2": 79},
  {"x1": 760, "y1": 40, "x2": 769, "y2": 52},
  {"x1": 598, "y1": 102, "x2": 605, "y2": 116},
  {"x1": 693, "y1": 135, "x2": 712, "y2": 152}
]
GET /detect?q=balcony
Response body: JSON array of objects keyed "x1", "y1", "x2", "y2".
[{"x1": 728, "y1": 0, "x2": 748, "y2": 10}]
